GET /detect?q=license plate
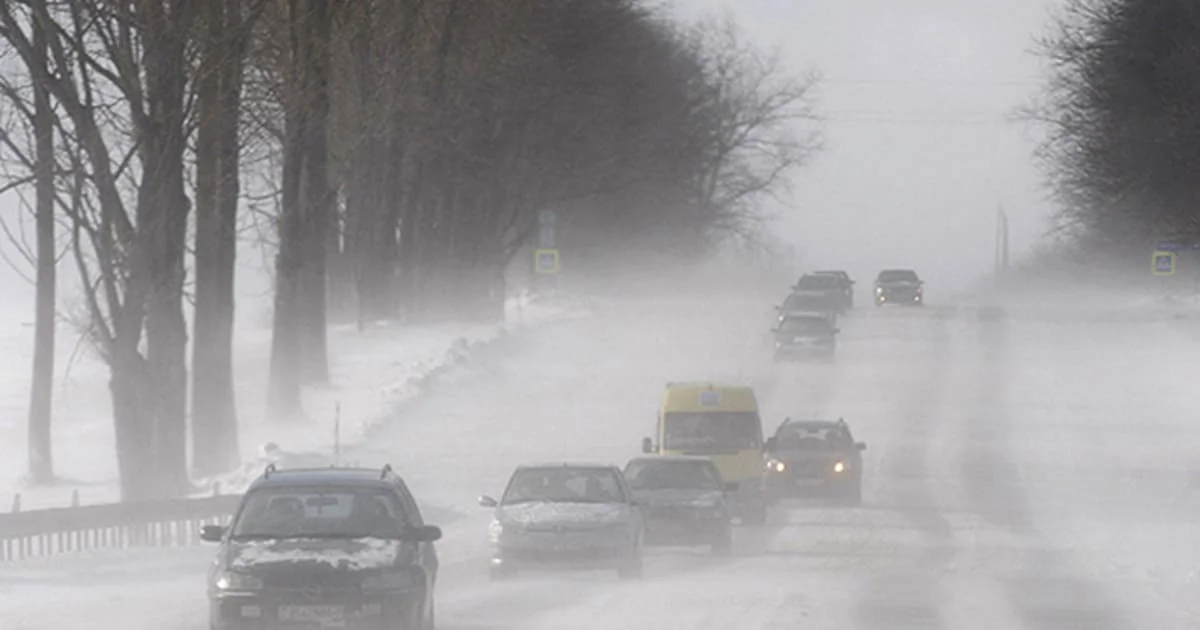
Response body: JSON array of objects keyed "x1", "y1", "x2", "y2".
[
  {"x1": 278, "y1": 605, "x2": 345, "y2": 627},
  {"x1": 794, "y1": 478, "x2": 823, "y2": 487}
]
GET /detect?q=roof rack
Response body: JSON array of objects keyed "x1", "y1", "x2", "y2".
[
  {"x1": 380, "y1": 464, "x2": 393, "y2": 480},
  {"x1": 263, "y1": 463, "x2": 277, "y2": 478}
]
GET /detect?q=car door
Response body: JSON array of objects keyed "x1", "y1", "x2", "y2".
[{"x1": 613, "y1": 468, "x2": 644, "y2": 538}]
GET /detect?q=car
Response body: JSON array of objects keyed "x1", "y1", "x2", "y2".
[
  {"x1": 789, "y1": 273, "x2": 847, "y2": 313},
  {"x1": 200, "y1": 464, "x2": 443, "y2": 630},
  {"x1": 776, "y1": 291, "x2": 839, "y2": 324},
  {"x1": 772, "y1": 313, "x2": 838, "y2": 362},
  {"x1": 810, "y1": 270, "x2": 855, "y2": 309},
  {"x1": 874, "y1": 269, "x2": 924, "y2": 306},
  {"x1": 623, "y1": 455, "x2": 734, "y2": 554},
  {"x1": 763, "y1": 418, "x2": 866, "y2": 505},
  {"x1": 479, "y1": 463, "x2": 644, "y2": 580},
  {"x1": 641, "y1": 382, "x2": 769, "y2": 525}
]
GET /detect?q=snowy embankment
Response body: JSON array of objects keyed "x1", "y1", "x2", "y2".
[{"x1": 0, "y1": 292, "x2": 589, "y2": 511}]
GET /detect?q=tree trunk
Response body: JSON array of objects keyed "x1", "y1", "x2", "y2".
[
  {"x1": 139, "y1": 0, "x2": 193, "y2": 498},
  {"x1": 297, "y1": 0, "x2": 331, "y2": 385},
  {"x1": 26, "y1": 7, "x2": 54, "y2": 483},
  {"x1": 192, "y1": 0, "x2": 242, "y2": 477},
  {"x1": 268, "y1": 75, "x2": 307, "y2": 421},
  {"x1": 110, "y1": 332, "x2": 155, "y2": 502}
]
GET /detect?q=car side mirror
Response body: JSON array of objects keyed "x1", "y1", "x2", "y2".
[
  {"x1": 200, "y1": 524, "x2": 226, "y2": 543},
  {"x1": 403, "y1": 525, "x2": 443, "y2": 543},
  {"x1": 641, "y1": 437, "x2": 654, "y2": 453},
  {"x1": 856, "y1": 442, "x2": 867, "y2": 451},
  {"x1": 478, "y1": 495, "x2": 498, "y2": 508}
]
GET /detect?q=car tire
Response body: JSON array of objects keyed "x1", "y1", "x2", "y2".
[
  {"x1": 741, "y1": 502, "x2": 767, "y2": 526},
  {"x1": 844, "y1": 483, "x2": 862, "y2": 506},
  {"x1": 617, "y1": 554, "x2": 643, "y2": 580},
  {"x1": 488, "y1": 564, "x2": 516, "y2": 581},
  {"x1": 712, "y1": 528, "x2": 734, "y2": 556}
]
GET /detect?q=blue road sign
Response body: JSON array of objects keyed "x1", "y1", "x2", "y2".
[
  {"x1": 539, "y1": 209, "x2": 556, "y2": 226},
  {"x1": 1152, "y1": 251, "x2": 1176, "y2": 276},
  {"x1": 1155, "y1": 242, "x2": 1200, "y2": 252},
  {"x1": 535, "y1": 249, "x2": 560, "y2": 274}
]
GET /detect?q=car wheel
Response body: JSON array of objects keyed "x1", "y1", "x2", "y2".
[
  {"x1": 844, "y1": 483, "x2": 862, "y2": 506},
  {"x1": 488, "y1": 564, "x2": 516, "y2": 581},
  {"x1": 617, "y1": 550, "x2": 643, "y2": 580},
  {"x1": 711, "y1": 528, "x2": 734, "y2": 556},
  {"x1": 741, "y1": 502, "x2": 767, "y2": 526}
]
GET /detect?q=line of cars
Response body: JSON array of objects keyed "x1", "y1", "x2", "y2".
[
  {"x1": 772, "y1": 268, "x2": 924, "y2": 361},
  {"x1": 197, "y1": 382, "x2": 870, "y2": 629}
]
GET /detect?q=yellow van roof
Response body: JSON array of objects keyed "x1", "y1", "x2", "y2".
[{"x1": 661, "y1": 382, "x2": 758, "y2": 413}]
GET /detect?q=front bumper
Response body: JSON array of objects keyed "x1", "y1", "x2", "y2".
[
  {"x1": 491, "y1": 530, "x2": 635, "y2": 570},
  {"x1": 765, "y1": 472, "x2": 858, "y2": 500},
  {"x1": 210, "y1": 588, "x2": 420, "y2": 630},
  {"x1": 875, "y1": 289, "x2": 921, "y2": 304}
]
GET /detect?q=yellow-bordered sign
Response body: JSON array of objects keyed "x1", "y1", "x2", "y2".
[
  {"x1": 1152, "y1": 251, "x2": 1175, "y2": 276},
  {"x1": 534, "y1": 248, "x2": 560, "y2": 274}
]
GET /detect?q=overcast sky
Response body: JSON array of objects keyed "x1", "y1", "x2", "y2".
[{"x1": 670, "y1": 0, "x2": 1061, "y2": 291}]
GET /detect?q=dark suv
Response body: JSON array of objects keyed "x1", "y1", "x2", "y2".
[
  {"x1": 874, "y1": 269, "x2": 923, "y2": 307},
  {"x1": 763, "y1": 418, "x2": 866, "y2": 504},
  {"x1": 201, "y1": 465, "x2": 442, "y2": 630}
]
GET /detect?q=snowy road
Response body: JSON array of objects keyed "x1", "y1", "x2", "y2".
[{"x1": 5, "y1": 293, "x2": 1200, "y2": 629}]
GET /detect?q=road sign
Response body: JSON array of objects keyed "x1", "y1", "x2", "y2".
[
  {"x1": 1152, "y1": 251, "x2": 1176, "y2": 276},
  {"x1": 1155, "y1": 241, "x2": 1200, "y2": 252},
  {"x1": 535, "y1": 249, "x2": 560, "y2": 274},
  {"x1": 539, "y1": 209, "x2": 556, "y2": 226}
]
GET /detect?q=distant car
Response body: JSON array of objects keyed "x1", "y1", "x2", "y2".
[
  {"x1": 790, "y1": 273, "x2": 847, "y2": 313},
  {"x1": 776, "y1": 291, "x2": 839, "y2": 323},
  {"x1": 623, "y1": 456, "x2": 734, "y2": 554},
  {"x1": 810, "y1": 270, "x2": 855, "y2": 309},
  {"x1": 479, "y1": 463, "x2": 644, "y2": 580},
  {"x1": 874, "y1": 269, "x2": 923, "y2": 306},
  {"x1": 763, "y1": 418, "x2": 866, "y2": 504},
  {"x1": 772, "y1": 313, "x2": 838, "y2": 362},
  {"x1": 201, "y1": 464, "x2": 443, "y2": 630}
]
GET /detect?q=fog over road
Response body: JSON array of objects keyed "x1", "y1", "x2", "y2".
[{"x1": 5, "y1": 290, "x2": 1200, "y2": 629}]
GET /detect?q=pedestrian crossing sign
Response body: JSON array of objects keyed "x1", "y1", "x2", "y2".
[
  {"x1": 535, "y1": 249, "x2": 560, "y2": 274},
  {"x1": 1152, "y1": 251, "x2": 1175, "y2": 276}
]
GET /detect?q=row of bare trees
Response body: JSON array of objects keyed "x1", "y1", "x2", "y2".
[
  {"x1": 1031, "y1": 0, "x2": 1200, "y2": 265},
  {"x1": 0, "y1": 0, "x2": 817, "y2": 501}
]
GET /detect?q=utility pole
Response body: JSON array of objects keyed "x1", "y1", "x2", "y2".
[{"x1": 994, "y1": 203, "x2": 1010, "y2": 281}]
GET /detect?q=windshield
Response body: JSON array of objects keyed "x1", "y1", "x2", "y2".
[
  {"x1": 230, "y1": 487, "x2": 407, "y2": 540},
  {"x1": 624, "y1": 460, "x2": 723, "y2": 491},
  {"x1": 774, "y1": 426, "x2": 854, "y2": 450},
  {"x1": 502, "y1": 467, "x2": 625, "y2": 504},
  {"x1": 878, "y1": 270, "x2": 919, "y2": 283},
  {"x1": 662, "y1": 412, "x2": 762, "y2": 452},
  {"x1": 794, "y1": 275, "x2": 839, "y2": 289},
  {"x1": 784, "y1": 293, "x2": 832, "y2": 310},
  {"x1": 779, "y1": 318, "x2": 829, "y2": 334}
]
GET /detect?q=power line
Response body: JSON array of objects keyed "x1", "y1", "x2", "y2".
[{"x1": 819, "y1": 78, "x2": 1041, "y2": 88}]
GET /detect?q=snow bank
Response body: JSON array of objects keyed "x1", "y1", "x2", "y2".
[{"x1": 1, "y1": 293, "x2": 588, "y2": 510}]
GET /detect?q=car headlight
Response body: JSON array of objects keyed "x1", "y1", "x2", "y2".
[
  {"x1": 213, "y1": 570, "x2": 263, "y2": 592},
  {"x1": 766, "y1": 459, "x2": 786, "y2": 473},
  {"x1": 362, "y1": 571, "x2": 416, "y2": 591},
  {"x1": 875, "y1": 287, "x2": 883, "y2": 293},
  {"x1": 832, "y1": 461, "x2": 846, "y2": 473}
]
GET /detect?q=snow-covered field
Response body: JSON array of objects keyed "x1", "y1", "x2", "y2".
[
  {"x1": 3, "y1": 286, "x2": 1200, "y2": 629},
  {"x1": 0, "y1": 293, "x2": 585, "y2": 510}
]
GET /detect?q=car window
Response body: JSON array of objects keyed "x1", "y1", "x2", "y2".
[
  {"x1": 624, "y1": 460, "x2": 723, "y2": 491},
  {"x1": 662, "y1": 412, "x2": 761, "y2": 452},
  {"x1": 779, "y1": 318, "x2": 828, "y2": 334},
  {"x1": 878, "y1": 270, "x2": 919, "y2": 283},
  {"x1": 784, "y1": 293, "x2": 831, "y2": 309},
  {"x1": 795, "y1": 275, "x2": 836, "y2": 288},
  {"x1": 502, "y1": 467, "x2": 625, "y2": 504},
  {"x1": 775, "y1": 426, "x2": 853, "y2": 450},
  {"x1": 231, "y1": 486, "x2": 408, "y2": 540}
]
